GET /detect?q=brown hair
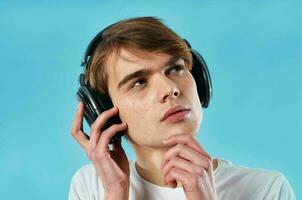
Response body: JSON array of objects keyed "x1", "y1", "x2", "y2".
[{"x1": 85, "y1": 16, "x2": 192, "y2": 94}]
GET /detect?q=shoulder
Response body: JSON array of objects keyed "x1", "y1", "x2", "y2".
[
  {"x1": 69, "y1": 163, "x2": 102, "y2": 200},
  {"x1": 71, "y1": 163, "x2": 97, "y2": 182},
  {"x1": 69, "y1": 161, "x2": 135, "y2": 200},
  {"x1": 217, "y1": 158, "x2": 282, "y2": 180},
  {"x1": 215, "y1": 158, "x2": 295, "y2": 199}
]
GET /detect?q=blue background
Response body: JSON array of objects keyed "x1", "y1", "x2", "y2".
[{"x1": 0, "y1": 1, "x2": 301, "y2": 199}]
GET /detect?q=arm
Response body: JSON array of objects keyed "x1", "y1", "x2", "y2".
[{"x1": 70, "y1": 102, "x2": 130, "y2": 200}]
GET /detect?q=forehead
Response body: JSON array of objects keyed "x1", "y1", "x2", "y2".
[{"x1": 105, "y1": 48, "x2": 175, "y2": 87}]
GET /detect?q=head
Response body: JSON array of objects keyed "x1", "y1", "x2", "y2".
[{"x1": 85, "y1": 16, "x2": 203, "y2": 148}]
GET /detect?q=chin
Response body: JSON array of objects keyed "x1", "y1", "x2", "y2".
[{"x1": 166, "y1": 120, "x2": 200, "y2": 136}]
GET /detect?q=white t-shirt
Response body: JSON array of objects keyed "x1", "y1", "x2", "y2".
[{"x1": 69, "y1": 158, "x2": 295, "y2": 200}]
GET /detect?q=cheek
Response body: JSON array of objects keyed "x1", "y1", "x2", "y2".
[
  {"x1": 118, "y1": 102, "x2": 153, "y2": 142},
  {"x1": 118, "y1": 100, "x2": 149, "y2": 124},
  {"x1": 182, "y1": 74, "x2": 203, "y2": 122},
  {"x1": 183, "y1": 74, "x2": 199, "y2": 100}
]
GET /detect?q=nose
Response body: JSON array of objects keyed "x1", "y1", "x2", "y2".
[{"x1": 157, "y1": 75, "x2": 180, "y2": 103}]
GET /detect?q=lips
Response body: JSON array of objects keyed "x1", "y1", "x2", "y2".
[{"x1": 161, "y1": 105, "x2": 191, "y2": 122}]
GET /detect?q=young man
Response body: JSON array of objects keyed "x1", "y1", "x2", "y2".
[{"x1": 69, "y1": 17, "x2": 295, "y2": 200}]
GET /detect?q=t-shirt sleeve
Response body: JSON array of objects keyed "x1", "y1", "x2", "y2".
[
  {"x1": 275, "y1": 173, "x2": 296, "y2": 200},
  {"x1": 69, "y1": 172, "x2": 81, "y2": 200},
  {"x1": 68, "y1": 168, "x2": 91, "y2": 200},
  {"x1": 265, "y1": 172, "x2": 296, "y2": 200}
]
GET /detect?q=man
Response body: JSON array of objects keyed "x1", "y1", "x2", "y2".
[{"x1": 69, "y1": 17, "x2": 295, "y2": 199}]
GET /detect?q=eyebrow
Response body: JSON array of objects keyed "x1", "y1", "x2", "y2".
[{"x1": 117, "y1": 56, "x2": 182, "y2": 90}]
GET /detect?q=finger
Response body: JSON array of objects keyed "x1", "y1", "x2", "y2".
[
  {"x1": 162, "y1": 156, "x2": 202, "y2": 178},
  {"x1": 163, "y1": 134, "x2": 211, "y2": 159},
  {"x1": 71, "y1": 101, "x2": 89, "y2": 150},
  {"x1": 166, "y1": 168, "x2": 200, "y2": 192},
  {"x1": 165, "y1": 168, "x2": 188, "y2": 189},
  {"x1": 97, "y1": 123, "x2": 128, "y2": 153},
  {"x1": 161, "y1": 143, "x2": 210, "y2": 170},
  {"x1": 89, "y1": 106, "x2": 119, "y2": 150}
]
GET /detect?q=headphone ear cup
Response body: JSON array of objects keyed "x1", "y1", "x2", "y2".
[
  {"x1": 76, "y1": 74, "x2": 124, "y2": 144},
  {"x1": 76, "y1": 85, "x2": 101, "y2": 126},
  {"x1": 77, "y1": 74, "x2": 114, "y2": 121},
  {"x1": 190, "y1": 49, "x2": 212, "y2": 108}
]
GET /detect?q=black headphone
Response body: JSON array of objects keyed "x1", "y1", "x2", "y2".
[{"x1": 76, "y1": 22, "x2": 213, "y2": 144}]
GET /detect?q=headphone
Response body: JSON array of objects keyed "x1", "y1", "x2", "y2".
[{"x1": 76, "y1": 22, "x2": 213, "y2": 144}]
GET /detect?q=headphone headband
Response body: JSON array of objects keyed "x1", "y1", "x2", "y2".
[{"x1": 81, "y1": 23, "x2": 118, "y2": 67}]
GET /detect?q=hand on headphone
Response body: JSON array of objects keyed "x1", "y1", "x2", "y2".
[{"x1": 71, "y1": 102, "x2": 130, "y2": 198}]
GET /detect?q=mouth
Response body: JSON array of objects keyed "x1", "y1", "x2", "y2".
[{"x1": 161, "y1": 105, "x2": 191, "y2": 124}]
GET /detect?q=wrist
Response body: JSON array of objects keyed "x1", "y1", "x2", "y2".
[
  {"x1": 104, "y1": 190, "x2": 129, "y2": 200},
  {"x1": 104, "y1": 182, "x2": 129, "y2": 200},
  {"x1": 104, "y1": 194, "x2": 128, "y2": 200}
]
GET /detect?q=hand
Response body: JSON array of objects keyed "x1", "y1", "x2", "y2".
[
  {"x1": 161, "y1": 134, "x2": 218, "y2": 200},
  {"x1": 71, "y1": 102, "x2": 130, "y2": 198}
]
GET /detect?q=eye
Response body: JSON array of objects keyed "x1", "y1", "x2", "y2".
[
  {"x1": 167, "y1": 64, "x2": 185, "y2": 75},
  {"x1": 130, "y1": 78, "x2": 146, "y2": 89}
]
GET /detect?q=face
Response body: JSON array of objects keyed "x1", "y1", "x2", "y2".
[{"x1": 105, "y1": 48, "x2": 203, "y2": 147}]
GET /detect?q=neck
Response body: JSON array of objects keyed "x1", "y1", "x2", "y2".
[{"x1": 131, "y1": 143, "x2": 218, "y2": 187}]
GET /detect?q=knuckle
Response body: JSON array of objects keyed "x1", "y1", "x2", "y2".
[
  {"x1": 104, "y1": 107, "x2": 117, "y2": 116},
  {"x1": 163, "y1": 155, "x2": 168, "y2": 163},
  {"x1": 200, "y1": 167, "x2": 207, "y2": 176},
  {"x1": 90, "y1": 123, "x2": 97, "y2": 131},
  {"x1": 169, "y1": 167, "x2": 176, "y2": 175},
  {"x1": 196, "y1": 167, "x2": 203, "y2": 175},
  {"x1": 168, "y1": 158, "x2": 175, "y2": 165},
  {"x1": 110, "y1": 124, "x2": 124, "y2": 132},
  {"x1": 95, "y1": 150, "x2": 103, "y2": 158},
  {"x1": 120, "y1": 174, "x2": 128, "y2": 182},
  {"x1": 191, "y1": 175, "x2": 200, "y2": 187},
  {"x1": 71, "y1": 129, "x2": 78, "y2": 138},
  {"x1": 87, "y1": 149, "x2": 94, "y2": 160},
  {"x1": 176, "y1": 144, "x2": 183, "y2": 151},
  {"x1": 184, "y1": 175, "x2": 199, "y2": 190},
  {"x1": 162, "y1": 156, "x2": 170, "y2": 167},
  {"x1": 92, "y1": 150, "x2": 105, "y2": 160},
  {"x1": 173, "y1": 156, "x2": 180, "y2": 163},
  {"x1": 111, "y1": 124, "x2": 121, "y2": 131},
  {"x1": 90, "y1": 150, "x2": 97, "y2": 160},
  {"x1": 185, "y1": 134, "x2": 192, "y2": 140},
  {"x1": 102, "y1": 109, "x2": 112, "y2": 116},
  {"x1": 102, "y1": 125, "x2": 117, "y2": 136},
  {"x1": 205, "y1": 158, "x2": 211, "y2": 169}
]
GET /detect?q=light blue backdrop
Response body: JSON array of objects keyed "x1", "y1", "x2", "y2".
[{"x1": 0, "y1": 1, "x2": 301, "y2": 199}]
